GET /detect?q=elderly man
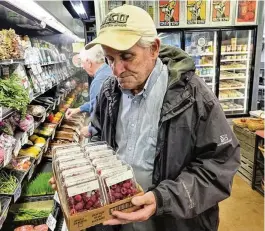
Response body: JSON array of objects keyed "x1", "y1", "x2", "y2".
[
  {"x1": 66, "y1": 45, "x2": 111, "y2": 119},
  {"x1": 51, "y1": 4, "x2": 240, "y2": 231}
]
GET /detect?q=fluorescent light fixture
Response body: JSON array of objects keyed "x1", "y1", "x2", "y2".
[
  {"x1": 5, "y1": 0, "x2": 85, "y2": 42},
  {"x1": 70, "y1": 0, "x2": 88, "y2": 20}
]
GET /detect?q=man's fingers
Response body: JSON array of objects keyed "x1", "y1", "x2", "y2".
[
  {"x1": 111, "y1": 205, "x2": 154, "y2": 222},
  {"x1": 131, "y1": 192, "x2": 154, "y2": 206},
  {"x1": 103, "y1": 218, "x2": 129, "y2": 225}
]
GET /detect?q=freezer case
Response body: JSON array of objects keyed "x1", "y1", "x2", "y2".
[
  {"x1": 158, "y1": 31, "x2": 181, "y2": 48},
  {"x1": 184, "y1": 31, "x2": 218, "y2": 93},
  {"x1": 219, "y1": 29, "x2": 254, "y2": 115}
]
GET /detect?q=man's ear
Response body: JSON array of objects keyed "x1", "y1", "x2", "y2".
[{"x1": 150, "y1": 39, "x2": 161, "y2": 59}]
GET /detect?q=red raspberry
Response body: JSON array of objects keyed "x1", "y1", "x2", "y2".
[
  {"x1": 111, "y1": 184, "x2": 117, "y2": 189},
  {"x1": 123, "y1": 183, "x2": 131, "y2": 189},
  {"x1": 93, "y1": 201, "x2": 101, "y2": 208},
  {"x1": 74, "y1": 195, "x2": 82, "y2": 202},
  {"x1": 85, "y1": 200, "x2": 94, "y2": 209},
  {"x1": 68, "y1": 197, "x2": 74, "y2": 206},
  {"x1": 115, "y1": 186, "x2": 121, "y2": 193},
  {"x1": 127, "y1": 189, "x2": 132, "y2": 195},
  {"x1": 121, "y1": 188, "x2": 127, "y2": 195},
  {"x1": 91, "y1": 195, "x2": 97, "y2": 203},
  {"x1": 70, "y1": 209, "x2": 76, "y2": 215},
  {"x1": 113, "y1": 192, "x2": 122, "y2": 199},
  {"x1": 131, "y1": 188, "x2": 138, "y2": 195}
]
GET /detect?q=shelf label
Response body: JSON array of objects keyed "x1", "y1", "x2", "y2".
[
  {"x1": 51, "y1": 129, "x2": 56, "y2": 140},
  {"x1": 28, "y1": 124, "x2": 35, "y2": 136},
  {"x1": 54, "y1": 192, "x2": 60, "y2": 204},
  {"x1": 37, "y1": 150, "x2": 44, "y2": 165},
  {"x1": 44, "y1": 138, "x2": 50, "y2": 153},
  {"x1": 0, "y1": 206, "x2": 9, "y2": 229},
  {"x1": 28, "y1": 164, "x2": 35, "y2": 180},
  {"x1": 21, "y1": 132, "x2": 29, "y2": 146},
  {"x1": 41, "y1": 112, "x2": 46, "y2": 123},
  {"x1": 4, "y1": 147, "x2": 12, "y2": 167},
  {"x1": 13, "y1": 139, "x2": 22, "y2": 157},
  {"x1": 46, "y1": 213, "x2": 57, "y2": 231},
  {"x1": 14, "y1": 183, "x2": 21, "y2": 203}
]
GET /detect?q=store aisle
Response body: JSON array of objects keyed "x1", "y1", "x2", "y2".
[{"x1": 219, "y1": 175, "x2": 264, "y2": 231}]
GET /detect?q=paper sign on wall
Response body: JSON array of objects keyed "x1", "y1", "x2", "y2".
[
  {"x1": 186, "y1": 0, "x2": 207, "y2": 25},
  {"x1": 159, "y1": 0, "x2": 180, "y2": 26}
]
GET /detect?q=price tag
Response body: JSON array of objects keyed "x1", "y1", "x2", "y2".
[
  {"x1": 37, "y1": 150, "x2": 44, "y2": 165},
  {"x1": 52, "y1": 102, "x2": 56, "y2": 110},
  {"x1": 61, "y1": 220, "x2": 68, "y2": 231},
  {"x1": 46, "y1": 213, "x2": 57, "y2": 231},
  {"x1": 28, "y1": 164, "x2": 35, "y2": 180},
  {"x1": 4, "y1": 148, "x2": 12, "y2": 167},
  {"x1": 54, "y1": 192, "x2": 60, "y2": 204},
  {"x1": 37, "y1": 64, "x2": 42, "y2": 73},
  {"x1": 0, "y1": 206, "x2": 9, "y2": 229},
  {"x1": 57, "y1": 97, "x2": 60, "y2": 105},
  {"x1": 44, "y1": 138, "x2": 50, "y2": 153},
  {"x1": 21, "y1": 132, "x2": 29, "y2": 146},
  {"x1": 13, "y1": 139, "x2": 22, "y2": 157},
  {"x1": 41, "y1": 112, "x2": 46, "y2": 123},
  {"x1": 51, "y1": 129, "x2": 56, "y2": 140},
  {"x1": 28, "y1": 124, "x2": 35, "y2": 136},
  {"x1": 14, "y1": 183, "x2": 21, "y2": 203}
]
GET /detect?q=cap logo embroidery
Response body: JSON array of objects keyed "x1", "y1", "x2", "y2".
[{"x1": 101, "y1": 13, "x2": 129, "y2": 29}]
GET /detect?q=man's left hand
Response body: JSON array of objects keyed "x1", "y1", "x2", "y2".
[{"x1": 103, "y1": 191, "x2": 156, "y2": 225}]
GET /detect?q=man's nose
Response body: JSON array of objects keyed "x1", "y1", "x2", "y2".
[{"x1": 112, "y1": 60, "x2": 126, "y2": 77}]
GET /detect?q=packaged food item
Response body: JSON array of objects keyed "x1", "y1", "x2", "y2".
[
  {"x1": 52, "y1": 143, "x2": 81, "y2": 156},
  {"x1": 63, "y1": 171, "x2": 96, "y2": 187},
  {"x1": 58, "y1": 158, "x2": 91, "y2": 172},
  {"x1": 96, "y1": 160, "x2": 123, "y2": 175},
  {"x1": 221, "y1": 46, "x2": 226, "y2": 52},
  {"x1": 92, "y1": 155, "x2": 118, "y2": 167},
  {"x1": 64, "y1": 178, "x2": 105, "y2": 214},
  {"x1": 83, "y1": 142, "x2": 108, "y2": 153},
  {"x1": 6, "y1": 156, "x2": 32, "y2": 171},
  {"x1": 61, "y1": 165, "x2": 95, "y2": 180},
  {"x1": 102, "y1": 169, "x2": 139, "y2": 203},
  {"x1": 89, "y1": 149, "x2": 115, "y2": 160}
]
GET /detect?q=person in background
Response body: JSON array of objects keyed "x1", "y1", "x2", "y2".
[
  {"x1": 51, "y1": 4, "x2": 240, "y2": 231},
  {"x1": 66, "y1": 45, "x2": 112, "y2": 136}
]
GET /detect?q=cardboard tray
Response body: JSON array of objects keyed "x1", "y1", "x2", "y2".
[{"x1": 53, "y1": 163, "x2": 144, "y2": 231}]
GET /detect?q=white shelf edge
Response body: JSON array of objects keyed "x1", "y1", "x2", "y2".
[
  {"x1": 220, "y1": 59, "x2": 248, "y2": 62},
  {"x1": 223, "y1": 108, "x2": 245, "y2": 112},
  {"x1": 199, "y1": 75, "x2": 214, "y2": 77},
  {"x1": 220, "y1": 77, "x2": 246, "y2": 80},
  {"x1": 221, "y1": 67, "x2": 247, "y2": 71},
  {"x1": 219, "y1": 97, "x2": 245, "y2": 100},
  {"x1": 222, "y1": 52, "x2": 248, "y2": 55},
  {"x1": 219, "y1": 86, "x2": 245, "y2": 90},
  {"x1": 259, "y1": 85, "x2": 265, "y2": 90},
  {"x1": 195, "y1": 64, "x2": 214, "y2": 67}
]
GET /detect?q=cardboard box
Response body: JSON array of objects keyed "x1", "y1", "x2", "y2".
[{"x1": 53, "y1": 163, "x2": 144, "y2": 231}]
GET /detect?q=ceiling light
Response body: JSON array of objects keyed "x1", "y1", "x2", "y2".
[
  {"x1": 70, "y1": 0, "x2": 88, "y2": 20},
  {"x1": 5, "y1": 0, "x2": 85, "y2": 42}
]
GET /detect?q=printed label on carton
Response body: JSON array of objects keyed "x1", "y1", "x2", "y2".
[
  {"x1": 89, "y1": 150, "x2": 113, "y2": 159},
  {"x1": 67, "y1": 180, "x2": 99, "y2": 197},
  {"x1": 97, "y1": 160, "x2": 122, "y2": 169},
  {"x1": 62, "y1": 165, "x2": 94, "y2": 179},
  {"x1": 101, "y1": 165, "x2": 128, "y2": 177},
  {"x1": 92, "y1": 155, "x2": 117, "y2": 166},
  {"x1": 55, "y1": 146, "x2": 80, "y2": 154},
  {"x1": 106, "y1": 170, "x2": 133, "y2": 187},
  {"x1": 65, "y1": 172, "x2": 96, "y2": 187},
  {"x1": 56, "y1": 153, "x2": 84, "y2": 163},
  {"x1": 85, "y1": 144, "x2": 108, "y2": 152},
  {"x1": 59, "y1": 159, "x2": 90, "y2": 171}
]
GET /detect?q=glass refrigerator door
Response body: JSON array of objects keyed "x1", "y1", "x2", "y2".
[
  {"x1": 220, "y1": 30, "x2": 254, "y2": 115},
  {"x1": 158, "y1": 32, "x2": 181, "y2": 48},
  {"x1": 184, "y1": 31, "x2": 217, "y2": 93}
]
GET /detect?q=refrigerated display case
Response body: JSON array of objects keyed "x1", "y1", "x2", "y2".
[
  {"x1": 158, "y1": 31, "x2": 181, "y2": 48},
  {"x1": 184, "y1": 31, "x2": 218, "y2": 93},
  {"x1": 219, "y1": 29, "x2": 254, "y2": 116}
]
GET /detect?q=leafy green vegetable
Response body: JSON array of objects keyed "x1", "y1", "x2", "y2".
[
  {"x1": 14, "y1": 208, "x2": 50, "y2": 221},
  {"x1": 22, "y1": 172, "x2": 53, "y2": 196},
  {"x1": 0, "y1": 74, "x2": 30, "y2": 118},
  {"x1": 0, "y1": 171, "x2": 18, "y2": 194}
]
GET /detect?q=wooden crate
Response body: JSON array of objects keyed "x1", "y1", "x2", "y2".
[
  {"x1": 233, "y1": 125, "x2": 256, "y2": 147},
  {"x1": 240, "y1": 140, "x2": 255, "y2": 162}
]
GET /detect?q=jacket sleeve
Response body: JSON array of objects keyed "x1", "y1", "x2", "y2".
[{"x1": 152, "y1": 101, "x2": 240, "y2": 219}]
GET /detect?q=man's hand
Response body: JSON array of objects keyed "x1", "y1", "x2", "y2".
[
  {"x1": 103, "y1": 191, "x2": 156, "y2": 225},
  {"x1": 49, "y1": 177, "x2": 57, "y2": 190},
  {"x1": 80, "y1": 126, "x2": 91, "y2": 138},
  {"x1": 65, "y1": 108, "x2": 80, "y2": 119}
]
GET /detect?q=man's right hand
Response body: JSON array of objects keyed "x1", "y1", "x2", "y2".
[{"x1": 65, "y1": 108, "x2": 80, "y2": 119}]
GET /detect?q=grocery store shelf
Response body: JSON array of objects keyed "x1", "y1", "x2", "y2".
[
  {"x1": 223, "y1": 108, "x2": 244, "y2": 112},
  {"x1": 219, "y1": 97, "x2": 245, "y2": 100},
  {"x1": 220, "y1": 76, "x2": 246, "y2": 80},
  {"x1": 1, "y1": 107, "x2": 15, "y2": 120},
  {"x1": 195, "y1": 64, "x2": 214, "y2": 67},
  {"x1": 219, "y1": 86, "x2": 245, "y2": 90},
  {"x1": 221, "y1": 59, "x2": 248, "y2": 62},
  {"x1": 188, "y1": 52, "x2": 214, "y2": 56},
  {"x1": 221, "y1": 67, "x2": 247, "y2": 71},
  {"x1": 222, "y1": 52, "x2": 248, "y2": 55},
  {"x1": 0, "y1": 59, "x2": 25, "y2": 65},
  {"x1": 259, "y1": 85, "x2": 265, "y2": 90}
]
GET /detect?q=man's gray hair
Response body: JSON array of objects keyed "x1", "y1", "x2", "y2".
[
  {"x1": 137, "y1": 35, "x2": 160, "y2": 48},
  {"x1": 79, "y1": 44, "x2": 105, "y2": 63}
]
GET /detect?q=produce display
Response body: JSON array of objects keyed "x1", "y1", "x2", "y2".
[
  {"x1": 14, "y1": 224, "x2": 48, "y2": 231},
  {"x1": 221, "y1": 63, "x2": 247, "y2": 69},
  {"x1": 221, "y1": 102, "x2": 243, "y2": 110},
  {"x1": 0, "y1": 171, "x2": 19, "y2": 194},
  {"x1": 22, "y1": 172, "x2": 53, "y2": 196},
  {"x1": 220, "y1": 80, "x2": 245, "y2": 89},
  {"x1": 19, "y1": 145, "x2": 42, "y2": 159},
  {"x1": 7, "y1": 157, "x2": 32, "y2": 172},
  {"x1": 28, "y1": 135, "x2": 46, "y2": 148},
  {"x1": 220, "y1": 71, "x2": 246, "y2": 79},
  {"x1": 0, "y1": 74, "x2": 30, "y2": 118},
  {"x1": 14, "y1": 208, "x2": 50, "y2": 221},
  {"x1": 219, "y1": 90, "x2": 244, "y2": 98},
  {"x1": 0, "y1": 29, "x2": 23, "y2": 60},
  {"x1": 232, "y1": 118, "x2": 265, "y2": 131},
  {"x1": 53, "y1": 143, "x2": 141, "y2": 217}
]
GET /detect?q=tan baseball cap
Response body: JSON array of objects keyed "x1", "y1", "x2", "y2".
[{"x1": 85, "y1": 4, "x2": 157, "y2": 51}]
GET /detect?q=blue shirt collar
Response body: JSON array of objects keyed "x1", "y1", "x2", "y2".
[
  {"x1": 120, "y1": 58, "x2": 164, "y2": 99},
  {"x1": 94, "y1": 63, "x2": 109, "y2": 79}
]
